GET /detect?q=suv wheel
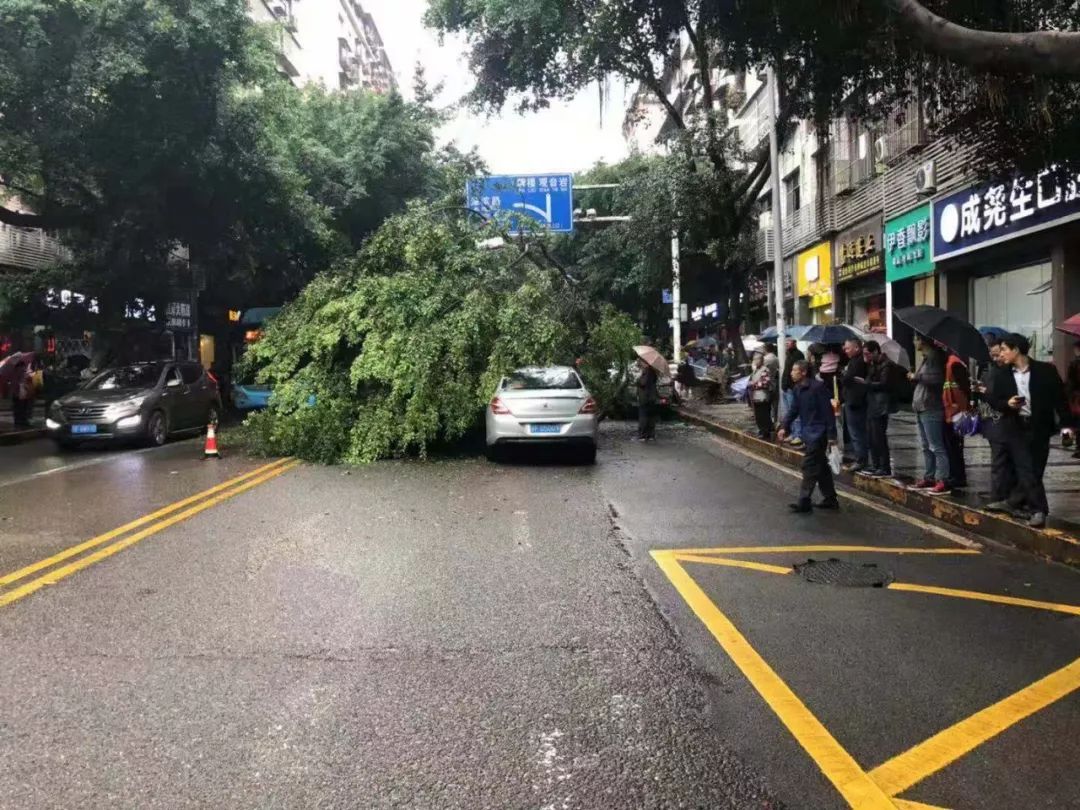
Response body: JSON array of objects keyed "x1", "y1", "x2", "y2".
[{"x1": 147, "y1": 411, "x2": 168, "y2": 447}]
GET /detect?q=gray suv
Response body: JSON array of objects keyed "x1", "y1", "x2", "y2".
[{"x1": 47, "y1": 361, "x2": 221, "y2": 448}]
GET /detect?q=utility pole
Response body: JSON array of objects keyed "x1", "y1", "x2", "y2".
[
  {"x1": 767, "y1": 66, "x2": 787, "y2": 403},
  {"x1": 671, "y1": 230, "x2": 681, "y2": 364}
]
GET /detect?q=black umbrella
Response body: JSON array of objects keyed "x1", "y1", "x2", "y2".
[{"x1": 893, "y1": 305, "x2": 989, "y2": 365}]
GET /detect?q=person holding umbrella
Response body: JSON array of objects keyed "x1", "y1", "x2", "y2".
[
  {"x1": 908, "y1": 334, "x2": 951, "y2": 495},
  {"x1": 634, "y1": 347, "x2": 663, "y2": 442},
  {"x1": 778, "y1": 360, "x2": 839, "y2": 513}
]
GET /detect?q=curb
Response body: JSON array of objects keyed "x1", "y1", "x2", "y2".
[
  {"x1": 0, "y1": 428, "x2": 47, "y2": 446},
  {"x1": 677, "y1": 407, "x2": 1080, "y2": 567}
]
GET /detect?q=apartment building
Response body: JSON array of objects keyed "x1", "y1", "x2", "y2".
[
  {"x1": 627, "y1": 51, "x2": 1080, "y2": 370},
  {"x1": 251, "y1": 0, "x2": 395, "y2": 93}
]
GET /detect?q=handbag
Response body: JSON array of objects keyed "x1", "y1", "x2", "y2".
[{"x1": 827, "y1": 442, "x2": 843, "y2": 476}]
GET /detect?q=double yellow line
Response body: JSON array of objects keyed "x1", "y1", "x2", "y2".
[{"x1": 0, "y1": 457, "x2": 299, "y2": 609}]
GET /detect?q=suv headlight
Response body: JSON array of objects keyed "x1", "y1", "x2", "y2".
[
  {"x1": 49, "y1": 401, "x2": 63, "y2": 418},
  {"x1": 105, "y1": 396, "x2": 147, "y2": 421}
]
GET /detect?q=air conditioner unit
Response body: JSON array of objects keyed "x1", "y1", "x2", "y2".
[
  {"x1": 915, "y1": 159, "x2": 937, "y2": 195},
  {"x1": 269, "y1": 2, "x2": 288, "y2": 19},
  {"x1": 873, "y1": 136, "x2": 890, "y2": 167}
]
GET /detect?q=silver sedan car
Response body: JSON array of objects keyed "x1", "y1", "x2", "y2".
[{"x1": 485, "y1": 366, "x2": 598, "y2": 463}]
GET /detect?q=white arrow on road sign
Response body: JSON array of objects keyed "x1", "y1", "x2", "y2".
[{"x1": 513, "y1": 193, "x2": 552, "y2": 225}]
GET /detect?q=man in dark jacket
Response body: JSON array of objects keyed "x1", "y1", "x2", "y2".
[
  {"x1": 778, "y1": 360, "x2": 839, "y2": 513},
  {"x1": 985, "y1": 334, "x2": 1074, "y2": 527},
  {"x1": 636, "y1": 358, "x2": 659, "y2": 441},
  {"x1": 863, "y1": 341, "x2": 895, "y2": 477},
  {"x1": 840, "y1": 338, "x2": 868, "y2": 470},
  {"x1": 781, "y1": 337, "x2": 805, "y2": 448}
]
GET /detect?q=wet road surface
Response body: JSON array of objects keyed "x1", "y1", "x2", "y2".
[{"x1": 0, "y1": 423, "x2": 1076, "y2": 809}]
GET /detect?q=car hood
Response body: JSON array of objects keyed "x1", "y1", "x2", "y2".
[{"x1": 58, "y1": 389, "x2": 153, "y2": 406}]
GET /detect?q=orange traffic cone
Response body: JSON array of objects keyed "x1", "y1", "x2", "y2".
[{"x1": 203, "y1": 421, "x2": 221, "y2": 459}]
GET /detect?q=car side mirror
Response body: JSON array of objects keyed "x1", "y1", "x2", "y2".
[{"x1": 166, "y1": 377, "x2": 181, "y2": 388}]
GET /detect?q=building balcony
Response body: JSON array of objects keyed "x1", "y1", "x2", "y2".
[
  {"x1": 0, "y1": 223, "x2": 72, "y2": 271},
  {"x1": 780, "y1": 200, "x2": 832, "y2": 256}
]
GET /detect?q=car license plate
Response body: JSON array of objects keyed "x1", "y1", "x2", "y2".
[
  {"x1": 529, "y1": 423, "x2": 562, "y2": 434},
  {"x1": 71, "y1": 424, "x2": 98, "y2": 435}
]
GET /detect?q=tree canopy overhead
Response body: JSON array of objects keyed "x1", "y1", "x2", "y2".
[{"x1": 0, "y1": 0, "x2": 475, "y2": 315}]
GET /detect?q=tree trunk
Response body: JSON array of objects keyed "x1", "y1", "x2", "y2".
[{"x1": 887, "y1": 0, "x2": 1080, "y2": 77}]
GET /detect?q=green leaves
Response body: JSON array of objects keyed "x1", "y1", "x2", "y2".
[{"x1": 240, "y1": 205, "x2": 585, "y2": 463}]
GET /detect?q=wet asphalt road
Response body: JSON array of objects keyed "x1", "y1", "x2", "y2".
[{"x1": 0, "y1": 425, "x2": 1077, "y2": 809}]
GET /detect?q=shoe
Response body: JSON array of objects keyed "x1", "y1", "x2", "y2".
[
  {"x1": 927, "y1": 481, "x2": 952, "y2": 496},
  {"x1": 908, "y1": 478, "x2": 934, "y2": 490},
  {"x1": 789, "y1": 438, "x2": 804, "y2": 448},
  {"x1": 815, "y1": 498, "x2": 841, "y2": 510},
  {"x1": 788, "y1": 500, "x2": 813, "y2": 513},
  {"x1": 985, "y1": 500, "x2": 1013, "y2": 514},
  {"x1": 1028, "y1": 511, "x2": 1047, "y2": 528},
  {"x1": 849, "y1": 463, "x2": 865, "y2": 473}
]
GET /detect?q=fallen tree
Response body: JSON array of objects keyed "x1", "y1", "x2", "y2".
[{"x1": 240, "y1": 205, "x2": 642, "y2": 463}]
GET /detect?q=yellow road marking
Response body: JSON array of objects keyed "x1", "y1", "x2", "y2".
[
  {"x1": 869, "y1": 656, "x2": 1080, "y2": 797},
  {"x1": 0, "y1": 457, "x2": 292, "y2": 588},
  {"x1": 0, "y1": 460, "x2": 300, "y2": 609},
  {"x1": 673, "y1": 554, "x2": 793, "y2": 575},
  {"x1": 892, "y1": 801, "x2": 952, "y2": 810},
  {"x1": 887, "y1": 582, "x2": 1080, "y2": 616},
  {"x1": 665, "y1": 546, "x2": 980, "y2": 556},
  {"x1": 651, "y1": 549, "x2": 898, "y2": 809}
]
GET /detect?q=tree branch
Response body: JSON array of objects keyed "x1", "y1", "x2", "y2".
[
  {"x1": 733, "y1": 159, "x2": 773, "y2": 224},
  {"x1": 641, "y1": 72, "x2": 686, "y2": 133},
  {"x1": 0, "y1": 203, "x2": 86, "y2": 230},
  {"x1": 886, "y1": 0, "x2": 1080, "y2": 76},
  {"x1": 0, "y1": 180, "x2": 46, "y2": 202},
  {"x1": 733, "y1": 148, "x2": 769, "y2": 202}
]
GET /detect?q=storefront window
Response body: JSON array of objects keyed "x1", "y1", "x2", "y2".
[
  {"x1": 849, "y1": 291, "x2": 886, "y2": 333},
  {"x1": 970, "y1": 261, "x2": 1053, "y2": 361}
]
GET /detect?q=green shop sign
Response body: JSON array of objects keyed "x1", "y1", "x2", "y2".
[{"x1": 884, "y1": 204, "x2": 934, "y2": 282}]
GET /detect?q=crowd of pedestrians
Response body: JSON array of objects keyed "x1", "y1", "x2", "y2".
[{"x1": 741, "y1": 329, "x2": 1075, "y2": 527}]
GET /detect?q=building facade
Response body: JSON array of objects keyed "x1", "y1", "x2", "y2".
[
  {"x1": 627, "y1": 52, "x2": 1080, "y2": 374},
  {"x1": 250, "y1": 0, "x2": 395, "y2": 93}
]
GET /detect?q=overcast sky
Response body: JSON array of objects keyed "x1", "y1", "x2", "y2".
[{"x1": 362, "y1": 0, "x2": 630, "y2": 174}]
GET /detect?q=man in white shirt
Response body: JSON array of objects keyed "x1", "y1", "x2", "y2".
[{"x1": 988, "y1": 334, "x2": 1074, "y2": 528}]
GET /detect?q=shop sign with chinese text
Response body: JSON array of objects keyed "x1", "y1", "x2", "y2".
[
  {"x1": 885, "y1": 204, "x2": 933, "y2": 282},
  {"x1": 932, "y1": 167, "x2": 1080, "y2": 261},
  {"x1": 165, "y1": 300, "x2": 193, "y2": 330},
  {"x1": 835, "y1": 215, "x2": 883, "y2": 283}
]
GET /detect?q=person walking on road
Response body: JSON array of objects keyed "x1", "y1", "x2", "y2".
[
  {"x1": 778, "y1": 360, "x2": 839, "y2": 513},
  {"x1": 863, "y1": 341, "x2": 895, "y2": 478},
  {"x1": 636, "y1": 357, "x2": 659, "y2": 442},
  {"x1": 10, "y1": 359, "x2": 33, "y2": 428},
  {"x1": 984, "y1": 334, "x2": 1074, "y2": 528},
  {"x1": 909, "y1": 335, "x2": 951, "y2": 495},
  {"x1": 781, "y1": 337, "x2": 805, "y2": 449},
  {"x1": 840, "y1": 338, "x2": 869, "y2": 471},
  {"x1": 747, "y1": 353, "x2": 775, "y2": 440}
]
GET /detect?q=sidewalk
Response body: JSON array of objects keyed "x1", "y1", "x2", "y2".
[
  {"x1": 678, "y1": 396, "x2": 1080, "y2": 566},
  {"x1": 0, "y1": 402, "x2": 46, "y2": 445}
]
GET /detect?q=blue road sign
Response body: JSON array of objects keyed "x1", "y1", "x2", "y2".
[{"x1": 466, "y1": 174, "x2": 574, "y2": 234}]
